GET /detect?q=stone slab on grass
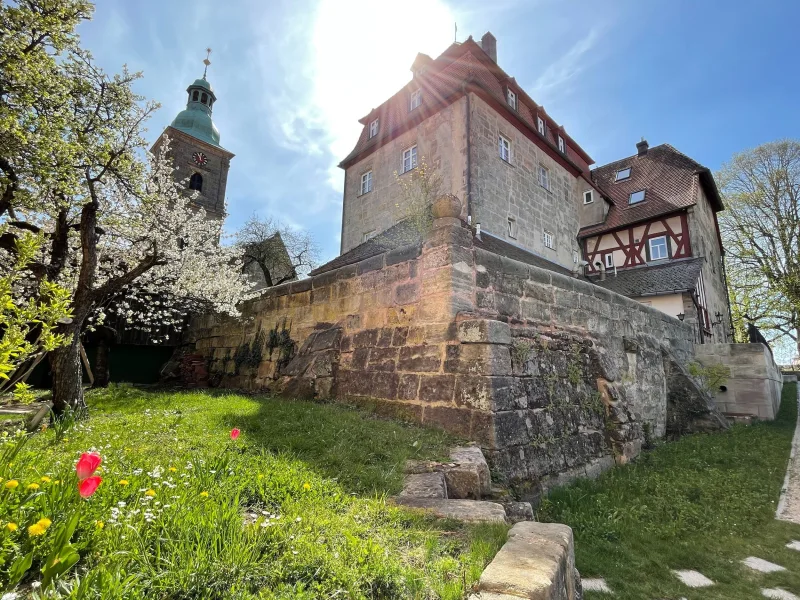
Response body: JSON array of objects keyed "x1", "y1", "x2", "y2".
[
  {"x1": 786, "y1": 540, "x2": 800, "y2": 552},
  {"x1": 474, "y1": 522, "x2": 578, "y2": 598},
  {"x1": 582, "y1": 578, "x2": 612, "y2": 593},
  {"x1": 447, "y1": 446, "x2": 492, "y2": 499},
  {"x1": 763, "y1": 589, "x2": 800, "y2": 600},
  {"x1": 672, "y1": 570, "x2": 714, "y2": 588},
  {"x1": 398, "y1": 472, "x2": 447, "y2": 499},
  {"x1": 396, "y1": 498, "x2": 507, "y2": 523},
  {"x1": 743, "y1": 557, "x2": 787, "y2": 573}
]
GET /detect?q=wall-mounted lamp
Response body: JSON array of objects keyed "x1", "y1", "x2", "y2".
[
  {"x1": 711, "y1": 311, "x2": 724, "y2": 327},
  {"x1": 677, "y1": 313, "x2": 685, "y2": 322}
]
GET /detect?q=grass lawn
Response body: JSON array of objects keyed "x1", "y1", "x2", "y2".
[
  {"x1": 538, "y1": 382, "x2": 800, "y2": 599},
  {"x1": 0, "y1": 385, "x2": 508, "y2": 599}
]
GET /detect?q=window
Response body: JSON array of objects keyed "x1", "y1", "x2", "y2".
[
  {"x1": 537, "y1": 116, "x2": 545, "y2": 135},
  {"x1": 360, "y1": 171, "x2": 373, "y2": 195},
  {"x1": 629, "y1": 190, "x2": 646, "y2": 204},
  {"x1": 538, "y1": 165, "x2": 550, "y2": 190},
  {"x1": 543, "y1": 230, "x2": 554, "y2": 249},
  {"x1": 369, "y1": 119, "x2": 379, "y2": 139},
  {"x1": 410, "y1": 89, "x2": 422, "y2": 111},
  {"x1": 605, "y1": 253, "x2": 614, "y2": 268},
  {"x1": 615, "y1": 168, "x2": 631, "y2": 181},
  {"x1": 402, "y1": 145, "x2": 418, "y2": 173},
  {"x1": 558, "y1": 135, "x2": 565, "y2": 153},
  {"x1": 201, "y1": 93, "x2": 208, "y2": 104},
  {"x1": 363, "y1": 230, "x2": 376, "y2": 242},
  {"x1": 573, "y1": 251, "x2": 579, "y2": 264},
  {"x1": 506, "y1": 88, "x2": 517, "y2": 109},
  {"x1": 189, "y1": 172, "x2": 203, "y2": 192},
  {"x1": 192, "y1": 91, "x2": 199, "y2": 102},
  {"x1": 507, "y1": 217, "x2": 517, "y2": 239},
  {"x1": 499, "y1": 135, "x2": 511, "y2": 162},
  {"x1": 649, "y1": 236, "x2": 669, "y2": 261},
  {"x1": 583, "y1": 190, "x2": 594, "y2": 204}
]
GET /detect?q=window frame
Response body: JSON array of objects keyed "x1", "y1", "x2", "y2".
[
  {"x1": 409, "y1": 89, "x2": 422, "y2": 111},
  {"x1": 583, "y1": 190, "x2": 594, "y2": 204},
  {"x1": 507, "y1": 217, "x2": 517, "y2": 239},
  {"x1": 402, "y1": 145, "x2": 418, "y2": 174},
  {"x1": 360, "y1": 170, "x2": 373, "y2": 195},
  {"x1": 615, "y1": 168, "x2": 631, "y2": 181},
  {"x1": 368, "y1": 118, "x2": 379, "y2": 139},
  {"x1": 543, "y1": 230, "x2": 554, "y2": 249},
  {"x1": 648, "y1": 236, "x2": 669, "y2": 261},
  {"x1": 605, "y1": 253, "x2": 614, "y2": 268},
  {"x1": 628, "y1": 190, "x2": 646, "y2": 205},
  {"x1": 363, "y1": 230, "x2": 376, "y2": 243},
  {"x1": 558, "y1": 135, "x2": 565, "y2": 153},
  {"x1": 506, "y1": 88, "x2": 517, "y2": 110},
  {"x1": 498, "y1": 135, "x2": 511, "y2": 163},
  {"x1": 537, "y1": 116, "x2": 545, "y2": 135},
  {"x1": 538, "y1": 165, "x2": 550, "y2": 190}
]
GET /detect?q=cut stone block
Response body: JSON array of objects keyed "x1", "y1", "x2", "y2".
[
  {"x1": 475, "y1": 522, "x2": 578, "y2": 599},
  {"x1": 582, "y1": 578, "x2": 612, "y2": 593},
  {"x1": 398, "y1": 472, "x2": 447, "y2": 500},
  {"x1": 672, "y1": 570, "x2": 714, "y2": 588},
  {"x1": 502, "y1": 501, "x2": 534, "y2": 524},
  {"x1": 743, "y1": 557, "x2": 786, "y2": 573},
  {"x1": 786, "y1": 540, "x2": 800, "y2": 551},
  {"x1": 763, "y1": 589, "x2": 800, "y2": 600},
  {"x1": 446, "y1": 446, "x2": 491, "y2": 499},
  {"x1": 396, "y1": 498, "x2": 507, "y2": 523}
]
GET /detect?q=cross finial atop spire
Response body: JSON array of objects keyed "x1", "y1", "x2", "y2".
[{"x1": 202, "y1": 47, "x2": 212, "y2": 79}]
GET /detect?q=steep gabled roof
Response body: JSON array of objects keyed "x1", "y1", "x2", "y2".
[{"x1": 579, "y1": 144, "x2": 723, "y2": 238}]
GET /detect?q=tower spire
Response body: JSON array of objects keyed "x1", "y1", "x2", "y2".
[{"x1": 202, "y1": 47, "x2": 212, "y2": 79}]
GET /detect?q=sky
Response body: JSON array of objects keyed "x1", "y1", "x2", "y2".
[{"x1": 79, "y1": 0, "x2": 800, "y2": 265}]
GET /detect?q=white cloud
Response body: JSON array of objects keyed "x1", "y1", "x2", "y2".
[{"x1": 531, "y1": 25, "x2": 603, "y2": 101}]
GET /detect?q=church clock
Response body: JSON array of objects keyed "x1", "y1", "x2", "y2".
[{"x1": 192, "y1": 151, "x2": 208, "y2": 167}]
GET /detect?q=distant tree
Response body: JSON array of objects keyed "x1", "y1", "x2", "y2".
[
  {"x1": 235, "y1": 214, "x2": 318, "y2": 287},
  {"x1": 718, "y1": 140, "x2": 800, "y2": 359}
]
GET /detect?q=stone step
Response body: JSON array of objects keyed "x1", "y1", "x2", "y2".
[
  {"x1": 395, "y1": 498, "x2": 507, "y2": 523},
  {"x1": 398, "y1": 472, "x2": 447, "y2": 500},
  {"x1": 405, "y1": 445, "x2": 492, "y2": 500}
]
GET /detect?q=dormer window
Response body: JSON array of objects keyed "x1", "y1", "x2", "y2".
[
  {"x1": 537, "y1": 116, "x2": 545, "y2": 136},
  {"x1": 615, "y1": 168, "x2": 631, "y2": 181},
  {"x1": 369, "y1": 119, "x2": 379, "y2": 139},
  {"x1": 410, "y1": 89, "x2": 422, "y2": 111},
  {"x1": 629, "y1": 190, "x2": 646, "y2": 204},
  {"x1": 506, "y1": 89, "x2": 517, "y2": 110},
  {"x1": 192, "y1": 91, "x2": 199, "y2": 102},
  {"x1": 558, "y1": 135, "x2": 565, "y2": 153}
]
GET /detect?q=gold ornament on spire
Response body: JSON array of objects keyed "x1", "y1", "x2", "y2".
[{"x1": 203, "y1": 48, "x2": 212, "y2": 78}]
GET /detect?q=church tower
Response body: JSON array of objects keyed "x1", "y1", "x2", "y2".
[{"x1": 152, "y1": 50, "x2": 234, "y2": 219}]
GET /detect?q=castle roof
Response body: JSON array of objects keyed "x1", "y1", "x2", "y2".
[{"x1": 588, "y1": 257, "x2": 704, "y2": 298}]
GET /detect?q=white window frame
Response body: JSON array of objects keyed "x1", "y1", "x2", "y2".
[
  {"x1": 537, "y1": 116, "x2": 545, "y2": 135},
  {"x1": 360, "y1": 170, "x2": 373, "y2": 195},
  {"x1": 558, "y1": 135, "x2": 565, "y2": 153},
  {"x1": 499, "y1": 135, "x2": 511, "y2": 162},
  {"x1": 629, "y1": 190, "x2": 646, "y2": 204},
  {"x1": 538, "y1": 165, "x2": 550, "y2": 190},
  {"x1": 649, "y1": 236, "x2": 669, "y2": 261},
  {"x1": 543, "y1": 230, "x2": 554, "y2": 249},
  {"x1": 605, "y1": 253, "x2": 614, "y2": 268},
  {"x1": 615, "y1": 168, "x2": 631, "y2": 181},
  {"x1": 369, "y1": 118, "x2": 379, "y2": 139},
  {"x1": 583, "y1": 190, "x2": 594, "y2": 204},
  {"x1": 506, "y1": 88, "x2": 517, "y2": 109},
  {"x1": 410, "y1": 89, "x2": 422, "y2": 111},
  {"x1": 507, "y1": 217, "x2": 517, "y2": 239},
  {"x1": 402, "y1": 145, "x2": 418, "y2": 173},
  {"x1": 363, "y1": 230, "x2": 376, "y2": 242}
]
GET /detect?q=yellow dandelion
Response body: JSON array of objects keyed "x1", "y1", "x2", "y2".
[
  {"x1": 199, "y1": 491, "x2": 209, "y2": 498},
  {"x1": 53, "y1": 479, "x2": 61, "y2": 485},
  {"x1": 28, "y1": 523, "x2": 46, "y2": 536},
  {"x1": 27, "y1": 483, "x2": 40, "y2": 491},
  {"x1": 144, "y1": 489, "x2": 156, "y2": 497},
  {"x1": 5, "y1": 480, "x2": 18, "y2": 490},
  {"x1": 118, "y1": 479, "x2": 129, "y2": 486},
  {"x1": 5, "y1": 522, "x2": 18, "y2": 532},
  {"x1": 36, "y1": 518, "x2": 51, "y2": 529},
  {"x1": 168, "y1": 467, "x2": 177, "y2": 472},
  {"x1": 257, "y1": 474, "x2": 264, "y2": 480},
  {"x1": 303, "y1": 483, "x2": 311, "y2": 491},
  {"x1": 95, "y1": 520, "x2": 104, "y2": 530},
  {"x1": 40, "y1": 476, "x2": 51, "y2": 483}
]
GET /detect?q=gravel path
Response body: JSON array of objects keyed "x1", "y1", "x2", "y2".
[{"x1": 777, "y1": 386, "x2": 800, "y2": 524}]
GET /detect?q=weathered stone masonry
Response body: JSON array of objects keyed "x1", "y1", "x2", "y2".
[{"x1": 188, "y1": 203, "x2": 724, "y2": 495}]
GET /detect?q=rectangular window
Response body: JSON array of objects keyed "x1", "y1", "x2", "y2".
[
  {"x1": 507, "y1": 217, "x2": 517, "y2": 239},
  {"x1": 363, "y1": 230, "x2": 376, "y2": 242},
  {"x1": 649, "y1": 236, "x2": 669, "y2": 261},
  {"x1": 538, "y1": 165, "x2": 550, "y2": 190},
  {"x1": 629, "y1": 190, "x2": 646, "y2": 204},
  {"x1": 402, "y1": 145, "x2": 418, "y2": 173},
  {"x1": 410, "y1": 89, "x2": 422, "y2": 111},
  {"x1": 543, "y1": 230, "x2": 554, "y2": 249},
  {"x1": 369, "y1": 118, "x2": 379, "y2": 139},
  {"x1": 573, "y1": 251, "x2": 579, "y2": 264},
  {"x1": 558, "y1": 135, "x2": 565, "y2": 153},
  {"x1": 537, "y1": 116, "x2": 545, "y2": 135},
  {"x1": 506, "y1": 89, "x2": 517, "y2": 109},
  {"x1": 499, "y1": 135, "x2": 511, "y2": 162},
  {"x1": 360, "y1": 170, "x2": 373, "y2": 195},
  {"x1": 605, "y1": 253, "x2": 614, "y2": 268},
  {"x1": 583, "y1": 190, "x2": 594, "y2": 204},
  {"x1": 615, "y1": 168, "x2": 631, "y2": 181}
]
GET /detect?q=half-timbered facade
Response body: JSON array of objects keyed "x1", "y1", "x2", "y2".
[{"x1": 579, "y1": 142, "x2": 731, "y2": 343}]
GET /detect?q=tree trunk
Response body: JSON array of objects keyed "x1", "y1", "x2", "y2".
[
  {"x1": 50, "y1": 332, "x2": 86, "y2": 415},
  {"x1": 93, "y1": 339, "x2": 110, "y2": 388}
]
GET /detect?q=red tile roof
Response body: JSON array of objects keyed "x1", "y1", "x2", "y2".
[
  {"x1": 579, "y1": 144, "x2": 723, "y2": 238},
  {"x1": 339, "y1": 38, "x2": 593, "y2": 172}
]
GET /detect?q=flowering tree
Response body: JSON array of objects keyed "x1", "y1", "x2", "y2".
[{"x1": 0, "y1": 0, "x2": 252, "y2": 413}]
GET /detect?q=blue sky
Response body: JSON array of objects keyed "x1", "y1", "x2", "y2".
[{"x1": 80, "y1": 0, "x2": 800, "y2": 267}]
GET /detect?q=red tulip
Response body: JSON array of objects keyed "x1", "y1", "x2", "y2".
[
  {"x1": 78, "y1": 476, "x2": 102, "y2": 498},
  {"x1": 230, "y1": 428, "x2": 240, "y2": 440},
  {"x1": 76, "y1": 452, "x2": 102, "y2": 481}
]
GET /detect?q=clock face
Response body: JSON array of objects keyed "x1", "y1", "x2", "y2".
[{"x1": 192, "y1": 151, "x2": 208, "y2": 167}]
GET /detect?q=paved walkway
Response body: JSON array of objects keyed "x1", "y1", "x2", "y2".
[{"x1": 777, "y1": 386, "x2": 800, "y2": 524}]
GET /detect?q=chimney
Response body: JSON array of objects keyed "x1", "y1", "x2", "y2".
[
  {"x1": 636, "y1": 138, "x2": 649, "y2": 156},
  {"x1": 480, "y1": 32, "x2": 497, "y2": 63}
]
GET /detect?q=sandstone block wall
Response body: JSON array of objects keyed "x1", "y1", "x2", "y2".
[{"x1": 694, "y1": 343, "x2": 783, "y2": 419}]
